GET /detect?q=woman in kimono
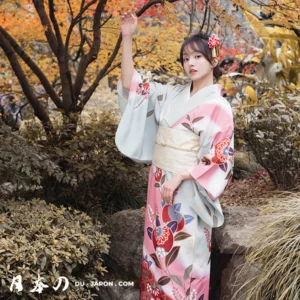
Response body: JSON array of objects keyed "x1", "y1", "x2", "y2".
[{"x1": 116, "y1": 11, "x2": 234, "y2": 300}]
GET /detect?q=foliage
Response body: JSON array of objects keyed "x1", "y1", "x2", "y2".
[
  {"x1": 0, "y1": 0, "x2": 251, "y2": 134},
  {"x1": 0, "y1": 197, "x2": 109, "y2": 299},
  {"x1": 0, "y1": 125, "x2": 72, "y2": 190},
  {"x1": 1, "y1": 109, "x2": 148, "y2": 214},
  {"x1": 232, "y1": 194, "x2": 300, "y2": 300},
  {"x1": 233, "y1": 87, "x2": 300, "y2": 190},
  {"x1": 40, "y1": 109, "x2": 148, "y2": 214}
]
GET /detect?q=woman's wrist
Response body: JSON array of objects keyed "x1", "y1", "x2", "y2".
[
  {"x1": 178, "y1": 171, "x2": 193, "y2": 181},
  {"x1": 122, "y1": 35, "x2": 133, "y2": 40}
]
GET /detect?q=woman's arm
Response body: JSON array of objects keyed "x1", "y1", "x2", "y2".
[
  {"x1": 161, "y1": 171, "x2": 193, "y2": 204},
  {"x1": 120, "y1": 11, "x2": 137, "y2": 90}
]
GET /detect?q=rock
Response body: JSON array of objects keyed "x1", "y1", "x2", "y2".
[
  {"x1": 96, "y1": 280, "x2": 139, "y2": 300},
  {"x1": 213, "y1": 206, "x2": 261, "y2": 254},
  {"x1": 104, "y1": 209, "x2": 145, "y2": 279},
  {"x1": 219, "y1": 255, "x2": 259, "y2": 300},
  {"x1": 213, "y1": 205, "x2": 275, "y2": 299},
  {"x1": 233, "y1": 151, "x2": 262, "y2": 179}
]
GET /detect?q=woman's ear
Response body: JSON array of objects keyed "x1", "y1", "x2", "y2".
[{"x1": 212, "y1": 57, "x2": 219, "y2": 68}]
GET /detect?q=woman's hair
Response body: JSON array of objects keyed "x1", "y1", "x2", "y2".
[{"x1": 179, "y1": 32, "x2": 222, "y2": 80}]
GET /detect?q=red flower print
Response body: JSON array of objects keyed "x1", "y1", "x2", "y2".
[
  {"x1": 142, "y1": 259, "x2": 150, "y2": 271},
  {"x1": 155, "y1": 168, "x2": 162, "y2": 182},
  {"x1": 152, "y1": 225, "x2": 174, "y2": 253},
  {"x1": 152, "y1": 287, "x2": 161, "y2": 298},
  {"x1": 162, "y1": 204, "x2": 185, "y2": 232},
  {"x1": 212, "y1": 138, "x2": 231, "y2": 164},
  {"x1": 136, "y1": 82, "x2": 150, "y2": 99}
]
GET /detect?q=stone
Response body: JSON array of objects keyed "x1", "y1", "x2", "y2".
[
  {"x1": 214, "y1": 205, "x2": 264, "y2": 254},
  {"x1": 219, "y1": 255, "x2": 260, "y2": 300},
  {"x1": 233, "y1": 151, "x2": 262, "y2": 180},
  {"x1": 104, "y1": 209, "x2": 145, "y2": 279},
  {"x1": 96, "y1": 280, "x2": 139, "y2": 300}
]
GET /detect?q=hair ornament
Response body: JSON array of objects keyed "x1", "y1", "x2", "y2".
[{"x1": 208, "y1": 34, "x2": 220, "y2": 58}]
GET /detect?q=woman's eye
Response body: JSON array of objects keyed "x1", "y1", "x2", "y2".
[
  {"x1": 183, "y1": 58, "x2": 189, "y2": 62},
  {"x1": 195, "y1": 55, "x2": 202, "y2": 59}
]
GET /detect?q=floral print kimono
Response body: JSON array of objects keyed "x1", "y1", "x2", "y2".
[{"x1": 115, "y1": 69, "x2": 234, "y2": 300}]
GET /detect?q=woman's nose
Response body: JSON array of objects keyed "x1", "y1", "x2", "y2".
[{"x1": 188, "y1": 58, "x2": 195, "y2": 66}]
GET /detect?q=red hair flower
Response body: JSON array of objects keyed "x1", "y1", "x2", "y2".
[{"x1": 208, "y1": 34, "x2": 220, "y2": 49}]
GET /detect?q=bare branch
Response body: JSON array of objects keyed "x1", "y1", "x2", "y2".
[
  {"x1": 80, "y1": 33, "x2": 122, "y2": 108},
  {"x1": 79, "y1": 0, "x2": 180, "y2": 108},
  {"x1": 65, "y1": 0, "x2": 97, "y2": 58},
  {"x1": 199, "y1": 0, "x2": 209, "y2": 34},
  {"x1": 0, "y1": 26, "x2": 63, "y2": 109},
  {"x1": 33, "y1": 0, "x2": 58, "y2": 56},
  {"x1": 48, "y1": 0, "x2": 75, "y2": 112},
  {"x1": 73, "y1": 0, "x2": 107, "y2": 101},
  {"x1": 0, "y1": 30, "x2": 52, "y2": 134},
  {"x1": 205, "y1": 5, "x2": 211, "y2": 34},
  {"x1": 188, "y1": 0, "x2": 196, "y2": 36},
  {"x1": 66, "y1": 0, "x2": 74, "y2": 19}
]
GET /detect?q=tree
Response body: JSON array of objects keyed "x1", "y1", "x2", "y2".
[{"x1": 0, "y1": 0, "x2": 251, "y2": 136}]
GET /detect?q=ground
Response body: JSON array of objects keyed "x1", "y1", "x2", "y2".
[{"x1": 221, "y1": 169, "x2": 300, "y2": 207}]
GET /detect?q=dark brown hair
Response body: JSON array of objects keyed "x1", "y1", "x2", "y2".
[{"x1": 180, "y1": 32, "x2": 222, "y2": 80}]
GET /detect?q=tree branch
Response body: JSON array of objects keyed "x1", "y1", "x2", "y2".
[
  {"x1": 79, "y1": 0, "x2": 180, "y2": 109},
  {"x1": 66, "y1": 0, "x2": 74, "y2": 19},
  {"x1": 48, "y1": 0, "x2": 75, "y2": 112},
  {"x1": 80, "y1": 33, "x2": 122, "y2": 108},
  {"x1": 188, "y1": 0, "x2": 196, "y2": 36},
  {"x1": 199, "y1": 0, "x2": 209, "y2": 33},
  {"x1": 0, "y1": 27, "x2": 63, "y2": 109},
  {"x1": 0, "y1": 30, "x2": 52, "y2": 134},
  {"x1": 73, "y1": 0, "x2": 107, "y2": 102},
  {"x1": 33, "y1": 0, "x2": 58, "y2": 56}
]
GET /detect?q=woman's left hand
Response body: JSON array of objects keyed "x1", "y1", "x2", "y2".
[{"x1": 161, "y1": 174, "x2": 183, "y2": 204}]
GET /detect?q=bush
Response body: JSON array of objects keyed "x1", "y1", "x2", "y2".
[
  {"x1": 1, "y1": 109, "x2": 148, "y2": 215},
  {"x1": 0, "y1": 125, "x2": 73, "y2": 194},
  {"x1": 0, "y1": 197, "x2": 110, "y2": 299},
  {"x1": 234, "y1": 88, "x2": 300, "y2": 190}
]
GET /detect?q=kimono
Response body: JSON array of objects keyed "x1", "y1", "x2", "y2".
[{"x1": 115, "y1": 69, "x2": 234, "y2": 300}]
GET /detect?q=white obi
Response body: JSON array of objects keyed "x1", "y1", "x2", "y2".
[{"x1": 152, "y1": 126, "x2": 200, "y2": 173}]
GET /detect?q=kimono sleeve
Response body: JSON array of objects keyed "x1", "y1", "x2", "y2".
[
  {"x1": 115, "y1": 69, "x2": 171, "y2": 163},
  {"x1": 188, "y1": 103, "x2": 234, "y2": 200}
]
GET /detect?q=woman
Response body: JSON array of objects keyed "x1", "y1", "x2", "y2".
[{"x1": 115, "y1": 11, "x2": 234, "y2": 300}]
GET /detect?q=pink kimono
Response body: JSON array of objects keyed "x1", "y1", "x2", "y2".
[{"x1": 115, "y1": 69, "x2": 234, "y2": 300}]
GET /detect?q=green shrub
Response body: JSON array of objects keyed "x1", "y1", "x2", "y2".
[
  {"x1": 234, "y1": 88, "x2": 300, "y2": 189},
  {"x1": 0, "y1": 125, "x2": 73, "y2": 193},
  {"x1": 1, "y1": 109, "x2": 148, "y2": 215},
  {"x1": 0, "y1": 197, "x2": 109, "y2": 299}
]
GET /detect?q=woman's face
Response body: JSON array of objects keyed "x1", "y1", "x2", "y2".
[{"x1": 182, "y1": 44, "x2": 214, "y2": 82}]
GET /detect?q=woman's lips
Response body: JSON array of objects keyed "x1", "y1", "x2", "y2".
[{"x1": 189, "y1": 70, "x2": 197, "y2": 74}]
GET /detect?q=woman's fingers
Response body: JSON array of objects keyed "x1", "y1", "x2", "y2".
[{"x1": 162, "y1": 185, "x2": 173, "y2": 204}]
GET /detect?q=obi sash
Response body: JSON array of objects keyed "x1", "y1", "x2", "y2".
[{"x1": 152, "y1": 126, "x2": 200, "y2": 173}]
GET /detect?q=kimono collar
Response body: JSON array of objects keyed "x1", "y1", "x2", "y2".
[
  {"x1": 187, "y1": 82, "x2": 223, "y2": 101},
  {"x1": 161, "y1": 82, "x2": 223, "y2": 128}
]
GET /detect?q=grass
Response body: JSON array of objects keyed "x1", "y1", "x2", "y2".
[{"x1": 231, "y1": 192, "x2": 300, "y2": 300}]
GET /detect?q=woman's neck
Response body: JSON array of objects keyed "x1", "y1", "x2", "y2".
[{"x1": 190, "y1": 76, "x2": 214, "y2": 97}]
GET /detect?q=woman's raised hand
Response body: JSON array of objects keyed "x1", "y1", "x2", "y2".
[{"x1": 120, "y1": 10, "x2": 138, "y2": 38}]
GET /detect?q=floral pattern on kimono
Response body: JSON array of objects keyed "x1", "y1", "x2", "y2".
[{"x1": 115, "y1": 69, "x2": 234, "y2": 300}]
